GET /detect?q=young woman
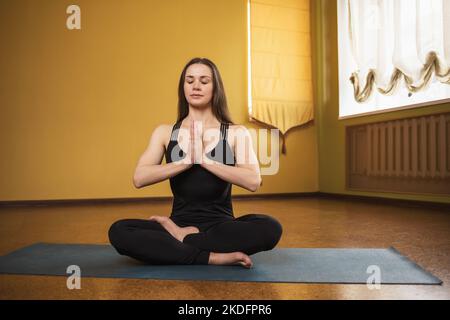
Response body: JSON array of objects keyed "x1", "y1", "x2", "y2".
[{"x1": 108, "y1": 57, "x2": 283, "y2": 268}]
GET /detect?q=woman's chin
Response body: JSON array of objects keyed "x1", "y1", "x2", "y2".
[{"x1": 189, "y1": 101, "x2": 210, "y2": 108}]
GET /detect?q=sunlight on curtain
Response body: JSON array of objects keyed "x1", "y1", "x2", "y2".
[
  {"x1": 249, "y1": 0, "x2": 314, "y2": 154},
  {"x1": 347, "y1": 0, "x2": 450, "y2": 103}
]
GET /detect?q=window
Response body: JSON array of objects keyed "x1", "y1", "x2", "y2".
[{"x1": 337, "y1": 0, "x2": 450, "y2": 119}]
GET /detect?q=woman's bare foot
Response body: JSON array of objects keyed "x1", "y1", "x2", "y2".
[
  {"x1": 208, "y1": 252, "x2": 253, "y2": 269},
  {"x1": 149, "y1": 216, "x2": 199, "y2": 242}
]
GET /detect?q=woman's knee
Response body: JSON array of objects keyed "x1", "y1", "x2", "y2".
[
  {"x1": 259, "y1": 215, "x2": 283, "y2": 250},
  {"x1": 108, "y1": 219, "x2": 130, "y2": 249},
  {"x1": 241, "y1": 214, "x2": 283, "y2": 250}
]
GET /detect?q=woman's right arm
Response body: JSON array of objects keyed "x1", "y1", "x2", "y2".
[{"x1": 133, "y1": 124, "x2": 192, "y2": 188}]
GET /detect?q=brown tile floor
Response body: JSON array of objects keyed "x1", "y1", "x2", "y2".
[{"x1": 0, "y1": 197, "x2": 449, "y2": 299}]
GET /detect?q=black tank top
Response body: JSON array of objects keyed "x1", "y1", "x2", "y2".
[{"x1": 165, "y1": 120, "x2": 236, "y2": 228}]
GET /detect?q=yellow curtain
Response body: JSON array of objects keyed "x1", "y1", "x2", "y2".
[{"x1": 249, "y1": 0, "x2": 314, "y2": 154}]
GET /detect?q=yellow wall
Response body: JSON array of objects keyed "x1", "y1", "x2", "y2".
[
  {"x1": 313, "y1": 0, "x2": 450, "y2": 204},
  {"x1": 0, "y1": 0, "x2": 319, "y2": 201},
  {"x1": 3, "y1": 0, "x2": 445, "y2": 204}
]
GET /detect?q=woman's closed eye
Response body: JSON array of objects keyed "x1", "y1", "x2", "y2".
[{"x1": 187, "y1": 80, "x2": 209, "y2": 84}]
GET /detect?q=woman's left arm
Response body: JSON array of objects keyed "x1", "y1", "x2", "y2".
[{"x1": 200, "y1": 125, "x2": 262, "y2": 192}]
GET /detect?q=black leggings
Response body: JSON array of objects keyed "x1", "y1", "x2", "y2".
[{"x1": 108, "y1": 213, "x2": 283, "y2": 265}]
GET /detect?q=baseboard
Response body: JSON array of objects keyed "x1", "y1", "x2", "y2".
[
  {"x1": 317, "y1": 192, "x2": 450, "y2": 211},
  {"x1": 0, "y1": 192, "x2": 448, "y2": 211},
  {"x1": 0, "y1": 193, "x2": 319, "y2": 207}
]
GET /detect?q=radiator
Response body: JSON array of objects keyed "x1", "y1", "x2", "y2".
[{"x1": 347, "y1": 112, "x2": 450, "y2": 195}]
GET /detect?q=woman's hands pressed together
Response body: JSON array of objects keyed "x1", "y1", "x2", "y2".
[{"x1": 182, "y1": 119, "x2": 216, "y2": 166}]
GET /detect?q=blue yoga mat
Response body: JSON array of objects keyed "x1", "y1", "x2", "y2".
[{"x1": 0, "y1": 243, "x2": 442, "y2": 284}]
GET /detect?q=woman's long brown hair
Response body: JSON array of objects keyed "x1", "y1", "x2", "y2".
[{"x1": 177, "y1": 57, "x2": 234, "y2": 125}]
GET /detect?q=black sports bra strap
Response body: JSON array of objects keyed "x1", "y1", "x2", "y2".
[
  {"x1": 170, "y1": 121, "x2": 182, "y2": 141},
  {"x1": 219, "y1": 123, "x2": 225, "y2": 140},
  {"x1": 221, "y1": 123, "x2": 229, "y2": 141}
]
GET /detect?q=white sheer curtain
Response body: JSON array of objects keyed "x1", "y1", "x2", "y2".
[{"x1": 347, "y1": 0, "x2": 450, "y2": 103}]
